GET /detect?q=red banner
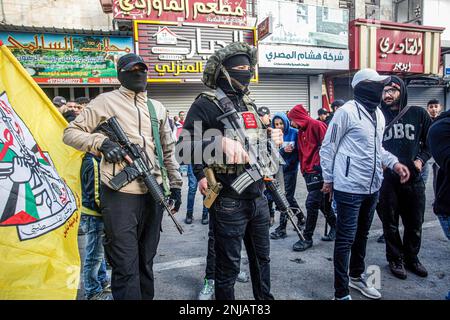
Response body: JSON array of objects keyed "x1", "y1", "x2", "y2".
[
  {"x1": 377, "y1": 29, "x2": 424, "y2": 73},
  {"x1": 113, "y1": 0, "x2": 247, "y2": 26}
]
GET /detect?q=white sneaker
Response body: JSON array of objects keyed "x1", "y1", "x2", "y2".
[
  {"x1": 349, "y1": 276, "x2": 381, "y2": 299},
  {"x1": 237, "y1": 271, "x2": 249, "y2": 283},
  {"x1": 198, "y1": 278, "x2": 215, "y2": 300},
  {"x1": 332, "y1": 295, "x2": 352, "y2": 300}
]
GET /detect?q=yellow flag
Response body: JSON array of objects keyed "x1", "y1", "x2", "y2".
[{"x1": 0, "y1": 40, "x2": 83, "y2": 299}]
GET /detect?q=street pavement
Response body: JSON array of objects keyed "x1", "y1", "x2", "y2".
[{"x1": 77, "y1": 173, "x2": 450, "y2": 300}]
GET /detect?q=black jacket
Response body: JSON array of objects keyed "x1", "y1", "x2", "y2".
[
  {"x1": 177, "y1": 94, "x2": 264, "y2": 199},
  {"x1": 380, "y1": 77, "x2": 432, "y2": 182},
  {"x1": 81, "y1": 153, "x2": 102, "y2": 216},
  {"x1": 428, "y1": 110, "x2": 450, "y2": 216}
]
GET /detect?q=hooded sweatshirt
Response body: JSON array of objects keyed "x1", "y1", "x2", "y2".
[
  {"x1": 428, "y1": 110, "x2": 450, "y2": 216},
  {"x1": 271, "y1": 112, "x2": 299, "y2": 172},
  {"x1": 380, "y1": 76, "x2": 432, "y2": 182},
  {"x1": 288, "y1": 105, "x2": 327, "y2": 174}
]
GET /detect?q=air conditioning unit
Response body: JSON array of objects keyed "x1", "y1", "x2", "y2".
[
  {"x1": 366, "y1": 4, "x2": 380, "y2": 20},
  {"x1": 99, "y1": 0, "x2": 113, "y2": 14}
]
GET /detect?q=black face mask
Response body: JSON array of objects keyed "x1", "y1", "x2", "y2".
[
  {"x1": 217, "y1": 69, "x2": 251, "y2": 95},
  {"x1": 228, "y1": 69, "x2": 251, "y2": 88},
  {"x1": 118, "y1": 70, "x2": 148, "y2": 93},
  {"x1": 354, "y1": 81, "x2": 385, "y2": 113}
]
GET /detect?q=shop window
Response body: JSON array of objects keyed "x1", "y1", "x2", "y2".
[
  {"x1": 102, "y1": 87, "x2": 115, "y2": 93},
  {"x1": 74, "y1": 87, "x2": 87, "y2": 99},
  {"x1": 42, "y1": 88, "x2": 55, "y2": 100},
  {"x1": 89, "y1": 87, "x2": 100, "y2": 99},
  {"x1": 57, "y1": 88, "x2": 71, "y2": 101}
]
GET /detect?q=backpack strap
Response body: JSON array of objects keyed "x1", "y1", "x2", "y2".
[
  {"x1": 146, "y1": 99, "x2": 171, "y2": 196},
  {"x1": 385, "y1": 105, "x2": 412, "y2": 133}
]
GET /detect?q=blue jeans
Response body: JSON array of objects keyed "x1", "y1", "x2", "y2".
[
  {"x1": 333, "y1": 190, "x2": 379, "y2": 298},
  {"x1": 187, "y1": 165, "x2": 208, "y2": 216},
  {"x1": 437, "y1": 215, "x2": 450, "y2": 240},
  {"x1": 80, "y1": 214, "x2": 109, "y2": 299},
  {"x1": 437, "y1": 214, "x2": 450, "y2": 300}
]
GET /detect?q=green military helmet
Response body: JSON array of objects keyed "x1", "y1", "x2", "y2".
[{"x1": 202, "y1": 42, "x2": 257, "y2": 89}]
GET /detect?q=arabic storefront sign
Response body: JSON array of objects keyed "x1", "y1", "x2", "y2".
[
  {"x1": 257, "y1": 16, "x2": 273, "y2": 42},
  {"x1": 257, "y1": 0, "x2": 349, "y2": 49},
  {"x1": 377, "y1": 29, "x2": 423, "y2": 73},
  {"x1": 349, "y1": 19, "x2": 444, "y2": 75},
  {"x1": 0, "y1": 32, "x2": 133, "y2": 84},
  {"x1": 135, "y1": 21, "x2": 256, "y2": 82},
  {"x1": 113, "y1": 0, "x2": 247, "y2": 26},
  {"x1": 258, "y1": 44, "x2": 349, "y2": 70}
]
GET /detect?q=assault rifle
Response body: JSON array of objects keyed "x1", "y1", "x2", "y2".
[
  {"x1": 98, "y1": 117, "x2": 184, "y2": 234},
  {"x1": 214, "y1": 89, "x2": 305, "y2": 241}
]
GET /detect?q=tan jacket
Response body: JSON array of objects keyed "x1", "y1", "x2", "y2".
[{"x1": 63, "y1": 86, "x2": 182, "y2": 194}]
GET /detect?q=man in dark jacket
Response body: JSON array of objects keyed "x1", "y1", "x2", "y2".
[
  {"x1": 288, "y1": 104, "x2": 337, "y2": 251},
  {"x1": 377, "y1": 76, "x2": 432, "y2": 280},
  {"x1": 177, "y1": 42, "x2": 282, "y2": 300},
  {"x1": 428, "y1": 110, "x2": 450, "y2": 300}
]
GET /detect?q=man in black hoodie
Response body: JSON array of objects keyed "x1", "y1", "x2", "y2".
[
  {"x1": 427, "y1": 110, "x2": 450, "y2": 300},
  {"x1": 377, "y1": 76, "x2": 432, "y2": 280}
]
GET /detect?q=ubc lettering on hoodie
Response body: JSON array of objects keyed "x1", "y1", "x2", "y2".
[{"x1": 380, "y1": 76, "x2": 432, "y2": 178}]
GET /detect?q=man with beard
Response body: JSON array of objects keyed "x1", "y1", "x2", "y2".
[
  {"x1": 63, "y1": 53, "x2": 183, "y2": 300},
  {"x1": 177, "y1": 42, "x2": 282, "y2": 300},
  {"x1": 320, "y1": 69, "x2": 410, "y2": 300},
  {"x1": 377, "y1": 76, "x2": 432, "y2": 280}
]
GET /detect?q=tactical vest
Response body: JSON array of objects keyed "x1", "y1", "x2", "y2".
[{"x1": 199, "y1": 91, "x2": 280, "y2": 176}]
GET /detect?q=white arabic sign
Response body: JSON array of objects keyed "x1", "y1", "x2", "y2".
[
  {"x1": 257, "y1": 0, "x2": 349, "y2": 49},
  {"x1": 259, "y1": 44, "x2": 349, "y2": 70}
]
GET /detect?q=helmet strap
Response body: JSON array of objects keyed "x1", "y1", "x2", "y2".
[{"x1": 219, "y1": 65, "x2": 248, "y2": 94}]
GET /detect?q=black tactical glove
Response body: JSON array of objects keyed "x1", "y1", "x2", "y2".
[
  {"x1": 169, "y1": 188, "x2": 182, "y2": 212},
  {"x1": 99, "y1": 139, "x2": 127, "y2": 163}
]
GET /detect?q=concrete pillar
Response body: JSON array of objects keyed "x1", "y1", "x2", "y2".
[{"x1": 309, "y1": 75, "x2": 323, "y2": 116}]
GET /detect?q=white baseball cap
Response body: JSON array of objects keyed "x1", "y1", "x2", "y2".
[{"x1": 351, "y1": 68, "x2": 390, "y2": 88}]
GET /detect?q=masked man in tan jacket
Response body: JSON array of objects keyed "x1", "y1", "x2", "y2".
[{"x1": 63, "y1": 53, "x2": 182, "y2": 300}]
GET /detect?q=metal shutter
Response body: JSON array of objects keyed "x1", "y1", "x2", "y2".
[
  {"x1": 407, "y1": 86, "x2": 446, "y2": 109},
  {"x1": 147, "y1": 83, "x2": 208, "y2": 114},
  {"x1": 148, "y1": 74, "x2": 309, "y2": 114},
  {"x1": 250, "y1": 74, "x2": 309, "y2": 113}
]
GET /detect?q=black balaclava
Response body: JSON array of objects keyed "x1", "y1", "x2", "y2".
[
  {"x1": 216, "y1": 54, "x2": 251, "y2": 95},
  {"x1": 118, "y1": 69, "x2": 148, "y2": 93},
  {"x1": 354, "y1": 81, "x2": 386, "y2": 114},
  {"x1": 381, "y1": 75, "x2": 408, "y2": 111}
]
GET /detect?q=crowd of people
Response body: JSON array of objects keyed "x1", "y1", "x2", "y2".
[{"x1": 55, "y1": 43, "x2": 449, "y2": 301}]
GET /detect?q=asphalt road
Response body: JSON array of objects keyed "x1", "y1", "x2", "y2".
[{"x1": 77, "y1": 173, "x2": 450, "y2": 300}]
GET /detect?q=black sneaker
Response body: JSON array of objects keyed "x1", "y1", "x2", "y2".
[
  {"x1": 292, "y1": 239, "x2": 313, "y2": 252},
  {"x1": 405, "y1": 260, "x2": 428, "y2": 278},
  {"x1": 321, "y1": 227, "x2": 336, "y2": 242},
  {"x1": 389, "y1": 260, "x2": 407, "y2": 280},
  {"x1": 270, "y1": 228, "x2": 287, "y2": 240},
  {"x1": 201, "y1": 213, "x2": 209, "y2": 225},
  {"x1": 185, "y1": 213, "x2": 193, "y2": 224}
]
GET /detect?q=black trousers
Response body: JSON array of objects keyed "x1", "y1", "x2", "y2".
[
  {"x1": 209, "y1": 195, "x2": 274, "y2": 300},
  {"x1": 377, "y1": 173, "x2": 426, "y2": 264},
  {"x1": 303, "y1": 188, "x2": 336, "y2": 241},
  {"x1": 100, "y1": 184, "x2": 163, "y2": 300}
]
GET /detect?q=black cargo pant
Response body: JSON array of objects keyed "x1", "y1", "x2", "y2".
[
  {"x1": 377, "y1": 172, "x2": 426, "y2": 264},
  {"x1": 100, "y1": 184, "x2": 163, "y2": 300},
  {"x1": 209, "y1": 195, "x2": 274, "y2": 300}
]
